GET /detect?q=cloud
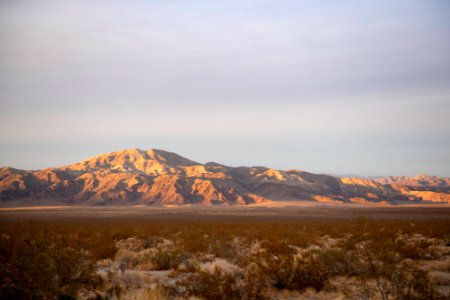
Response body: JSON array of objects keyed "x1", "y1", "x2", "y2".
[{"x1": 0, "y1": 0, "x2": 449, "y2": 175}]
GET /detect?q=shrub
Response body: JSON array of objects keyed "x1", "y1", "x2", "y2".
[
  {"x1": 243, "y1": 264, "x2": 270, "y2": 300},
  {"x1": 0, "y1": 224, "x2": 97, "y2": 299},
  {"x1": 317, "y1": 248, "x2": 356, "y2": 277},
  {"x1": 119, "y1": 286, "x2": 172, "y2": 300},
  {"x1": 395, "y1": 234, "x2": 436, "y2": 260},
  {"x1": 1, "y1": 213, "x2": 449, "y2": 299},
  {"x1": 252, "y1": 241, "x2": 328, "y2": 292},
  {"x1": 179, "y1": 266, "x2": 242, "y2": 300},
  {"x1": 151, "y1": 248, "x2": 182, "y2": 270},
  {"x1": 116, "y1": 249, "x2": 138, "y2": 272}
]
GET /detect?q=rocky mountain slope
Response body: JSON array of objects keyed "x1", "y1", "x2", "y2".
[
  {"x1": 1, "y1": 148, "x2": 449, "y2": 205},
  {"x1": 374, "y1": 175, "x2": 450, "y2": 189}
]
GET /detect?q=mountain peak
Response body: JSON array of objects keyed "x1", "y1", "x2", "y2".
[
  {"x1": 1, "y1": 148, "x2": 449, "y2": 206},
  {"x1": 64, "y1": 148, "x2": 199, "y2": 175}
]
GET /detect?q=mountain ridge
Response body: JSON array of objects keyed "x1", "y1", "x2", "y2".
[{"x1": 1, "y1": 148, "x2": 449, "y2": 206}]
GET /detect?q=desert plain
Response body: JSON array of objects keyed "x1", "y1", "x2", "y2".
[{"x1": 1, "y1": 204, "x2": 450, "y2": 299}]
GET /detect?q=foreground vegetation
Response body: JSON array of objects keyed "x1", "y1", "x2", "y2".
[{"x1": 1, "y1": 208, "x2": 449, "y2": 299}]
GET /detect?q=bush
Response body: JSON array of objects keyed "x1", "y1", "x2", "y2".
[
  {"x1": 151, "y1": 248, "x2": 182, "y2": 270},
  {"x1": 179, "y1": 266, "x2": 242, "y2": 300},
  {"x1": 0, "y1": 224, "x2": 98, "y2": 299},
  {"x1": 251, "y1": 241, "x2": 328, "y2": 292},
  {"x1": 1, "y1": 214, "x2": 449, "y2": 299},
  {"x1": 119, "y1": 286, "x2": 172, "y2": 300}
]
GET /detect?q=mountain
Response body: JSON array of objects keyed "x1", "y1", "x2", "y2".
[
  {"x1": 1, "y1": 148, "x2": 449, "y2": 206},
  {"x1": 374, "y1": 175, "x2": 450, "y2": 188},
  {"x1": 372, "y1": 175, "x2": 450, "y2": 203}
]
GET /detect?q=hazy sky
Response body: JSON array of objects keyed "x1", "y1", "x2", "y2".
[{"x1": 1, "y1": 0, "x2": 449, "y2": 176}]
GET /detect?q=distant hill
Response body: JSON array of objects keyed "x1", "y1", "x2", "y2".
[
  {"x1": 1, "y1": 148, "x2": 449, "y2": 206},
  {"x1": 374, "y1": 174, "x2": 450, "y2": 188}
]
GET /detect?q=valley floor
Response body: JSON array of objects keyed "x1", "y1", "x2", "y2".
[
  {"x1": 1, "y1": 203, "x2": 450, "y2": 221},
  {"x1": 1, "y1": 205, "x2": 449, "y2": 299}
]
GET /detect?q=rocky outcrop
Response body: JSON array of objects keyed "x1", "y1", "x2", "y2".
[
  {"x1": 0, "y1": 148, "x2": 449, "y2": 205},
  {"x1": 374, "y1": 174, "x2": 450, "y2": 188}
]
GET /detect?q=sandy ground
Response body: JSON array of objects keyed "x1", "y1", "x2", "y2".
[{"x1": 0, "y1": 203, "x2": 449, "y2": 221}]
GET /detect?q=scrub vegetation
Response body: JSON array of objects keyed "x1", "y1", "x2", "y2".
[{"x1": 1, "y1": 208, "x2": 449, "y2": 299}]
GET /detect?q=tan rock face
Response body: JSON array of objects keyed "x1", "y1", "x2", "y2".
[
  {"x1": 67, "y1": 148, "x2": 198, "y2": 175},
  {"x1": 374, "y1": 175, "x2": 450, "y2": 188},
  {"x1": 408, "y1": 191, "x2": 450, "y2": 203},
  {"x1": 0, "y1": 148, "x2": 449, "y2": 205}
]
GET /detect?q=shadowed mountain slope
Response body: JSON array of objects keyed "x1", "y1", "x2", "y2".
[{"x1": 1, "y1": 148, "x2": 449, "y2": 205}]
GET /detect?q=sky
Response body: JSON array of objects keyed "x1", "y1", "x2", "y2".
[{"x1": 0, "y1": 0, "x2": 449, "y2": 176}]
